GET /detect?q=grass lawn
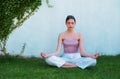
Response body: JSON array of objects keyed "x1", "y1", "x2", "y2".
[{"x1": 0, "y1": 55, "x2": 120, "y2": 79}]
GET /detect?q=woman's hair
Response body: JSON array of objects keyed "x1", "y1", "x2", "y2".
[{"x1": 66, "y1": 15, "x2": 76, "y2": 23}]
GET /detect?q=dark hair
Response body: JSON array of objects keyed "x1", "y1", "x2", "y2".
[{"x1": 66, "y1": 15, "x2": 76, "y2": 23}]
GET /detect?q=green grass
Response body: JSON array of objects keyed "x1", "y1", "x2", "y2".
[{"x1": 0, "y1": 55, "x2": 120, "y2": 79}]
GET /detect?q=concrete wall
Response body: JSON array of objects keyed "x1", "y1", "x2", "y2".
[{"x1": 6, "y1": 0, "x2": 120, "y2": 57}]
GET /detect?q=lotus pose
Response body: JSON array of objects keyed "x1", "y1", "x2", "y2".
[{"x1": 41, "y1": 15, "x2": 99, "y2": 69}]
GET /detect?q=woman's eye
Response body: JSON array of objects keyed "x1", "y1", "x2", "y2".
[
  {"x1": 71, "y1": 22, "x2": 74, "y2": 24},
  {"x1": 68, "y1": 22, "x2": 70, "y2": 24},
  {"x1": 67, "y1": 22, "x2": 74, "y2": 24}
]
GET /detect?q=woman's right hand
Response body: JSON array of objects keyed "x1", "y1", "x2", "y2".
[
  {"x1": 41, "y1": 52, "x2": 49, "y2": 58},
  {"x1": 90, "y1": 53, "x2": 100, "y2": 59}
]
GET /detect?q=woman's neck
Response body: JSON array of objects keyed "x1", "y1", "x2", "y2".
[{"x1": 67, "y1": 29, "x2": 75, "y2": 33}]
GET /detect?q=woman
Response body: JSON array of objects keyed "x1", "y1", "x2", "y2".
[{"x1": 41, "y1": 15, "x2": 99, "y2": 69}]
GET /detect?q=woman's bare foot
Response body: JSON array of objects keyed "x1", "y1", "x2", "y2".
[{"x1": 62, "y1": 63, "x2": 78, "y2": 68}]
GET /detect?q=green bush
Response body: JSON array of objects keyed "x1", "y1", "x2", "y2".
[{"x1": 0, "y1": 0, "x2": 42, "y2": 55}]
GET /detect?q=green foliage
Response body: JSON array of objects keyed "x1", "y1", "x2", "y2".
[
  {"x1": 16, "y1": 43, "x2": 26, "y2": 57},
  {"x1": 0, "y1": 0, "x2": 42, "y2": 55},
  {"x1": 0, "y1": 55, "x2": 120, "y2": 79},
  {"x1": 46, "y1": 0, "x2": 53, "y2": 8}
]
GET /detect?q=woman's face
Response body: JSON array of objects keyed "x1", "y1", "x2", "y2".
[{"x1": 66, "y1": 19, "x2": 76, "y2": 29}]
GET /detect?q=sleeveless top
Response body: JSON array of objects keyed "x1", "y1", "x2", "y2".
[{"x1": 63, "y1": 39, "x2": 79, "y2": 53}]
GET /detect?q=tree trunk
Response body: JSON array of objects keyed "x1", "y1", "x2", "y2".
[{"x1": 0, "y1": 40, "x2": 8, "y2": 55}]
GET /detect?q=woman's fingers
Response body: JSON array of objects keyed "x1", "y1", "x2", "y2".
[
  {"x1": 94, "y1": 53, "x2": 99, "y2": 58},
  {"x1": 41, "y1": 52, "x2": 47, "y2": 58}
]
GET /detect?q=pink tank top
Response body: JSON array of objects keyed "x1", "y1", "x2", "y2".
[{"x1": 63, "y1": 39, "x2": 79, "y2": 53}]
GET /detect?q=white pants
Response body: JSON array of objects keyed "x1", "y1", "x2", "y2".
[{"x1": 45, "y1": 53, "x2": 96, "y2": 69}]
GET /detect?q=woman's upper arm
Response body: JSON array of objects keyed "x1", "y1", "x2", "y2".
[
  {"x1": 56, "y1": 33, "x2": 63, "y2": 53},
  {"x1": 79, "y1": 33, "x2": 90, "y2": 56},
  {"x1": 79, "y1": 33, "x2": 86, "y2": 55},
  {"x1": 79, "y1": 34, "x2": 84, "y2": 51}
]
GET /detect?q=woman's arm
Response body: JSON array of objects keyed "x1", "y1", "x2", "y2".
[
  {"x1": 41, "y1": 33, "x2": 63, "y2": 58},
  {"x1": 79, "y1": 34, "x2": 99, "y2": 59}
]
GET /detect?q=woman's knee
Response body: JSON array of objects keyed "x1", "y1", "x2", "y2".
[
  {"x1": 45, "y1": 56, "x2": 66, "y2": 67},
  {"x1": 86, "y1": 57, "x2": 97, "y2": 66},
  {"x1": 45, "y1": 56, "x2": 57, "y2": 65},
  {"x1": 90, "y1": 58, "x2": 97, "y2": 66}
]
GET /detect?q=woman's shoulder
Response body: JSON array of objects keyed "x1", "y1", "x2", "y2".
[
  {"x1": 75, "y1": 31, "x2": 83, "y2": 40},
  {"x1": 75, "y1": 31, "x2": 82, "y2": 36},
  {"x1": 58, "y1": 32, "x2": 65, "y2": 39},
  {"x1": 59, "y1": 32, "x2": 66, "y2": 36}
]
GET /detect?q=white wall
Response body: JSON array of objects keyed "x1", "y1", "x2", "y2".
[{"x1": 6, "y1": 0, "x2": 120, "y2": 57}]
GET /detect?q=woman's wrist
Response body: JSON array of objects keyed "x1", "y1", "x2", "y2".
[{"x1": 88, "y1": 54, "x2": 93, "y2": 58}]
